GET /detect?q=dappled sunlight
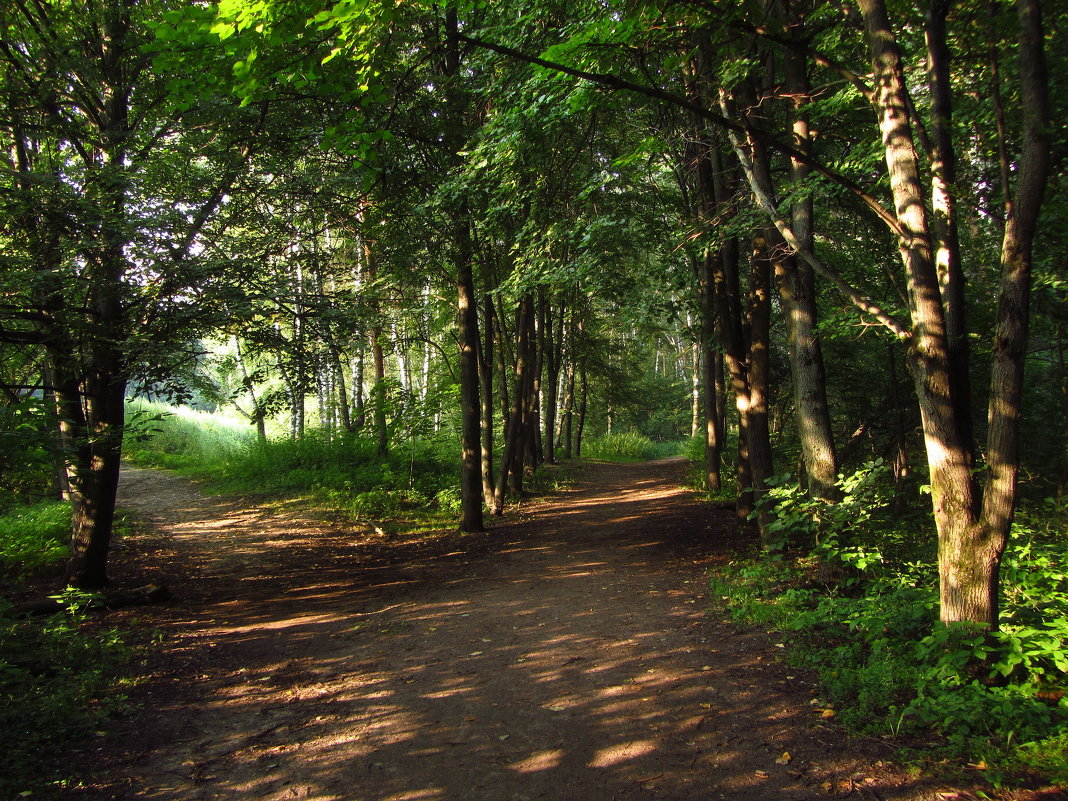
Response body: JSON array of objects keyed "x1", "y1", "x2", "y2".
[{"x1": 106, "y1": 460, "x2": 936, "y2": 801}]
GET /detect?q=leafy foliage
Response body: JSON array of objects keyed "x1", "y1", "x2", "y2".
[
  {"x1": 711, "y1": 467, "x2": 1068, "y2": 786},
  {"x1": 0, "y1": 501, "x2": 70, "y2": 577},
  {"x1": 0, "y1": 600, "x2": 131, "y2": 798}
]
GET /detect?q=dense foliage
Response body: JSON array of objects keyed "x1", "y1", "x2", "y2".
[
  {"x1": 710, "y1": 463, "x2": 1068, "y2": 785},
  {"x1": 0, "y1": 0, "x2": 1066, "y2": 790}
]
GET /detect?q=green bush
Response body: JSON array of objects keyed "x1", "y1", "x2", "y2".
[{"x1": 0, "y1": 398, "x2": 59, "y2": 508}]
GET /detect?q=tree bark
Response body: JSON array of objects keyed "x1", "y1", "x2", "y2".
[{"x1": 781, "y1": 33, "x2": 840, "y2": 499}]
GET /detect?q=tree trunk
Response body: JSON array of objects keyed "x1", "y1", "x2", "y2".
[
  {"x1": 971, "y1": 0, "x2": 1050, "y2": 625},
  {"x1": 456, "y1": 223, "x2": 484, "y2": 532},
  {"x1": 444, "y1": 6, "x2": 483, "y2": 532},
  {"x1": 926, "y1": 0, "x2": 974, "y2": 456},
  {"x1": 781, "y1": 35, "x2": 839, "y2": 499},
  {"x1": 575, "y1": 363, "x2": 588, "y2": 458},
  {"x1": 67, "y1": 373, "x2": 127, "y2": 588},
  {"x1": 747, "y1": 231, "x2": 776, "y2": 539},
  {"x1": 479, "y1": 293, "x2": 496, "y2": 510}
]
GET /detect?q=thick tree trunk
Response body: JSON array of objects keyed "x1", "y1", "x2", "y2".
[
  {"x1": 860, "y1": 0, "x2": 1007, "y2": 626},
  {"x1": 67, "y1": 373, "x2": 127, "y2": 588},
  {"x1": 66, "y1": 2, "x2": 132, "y2": 588}
]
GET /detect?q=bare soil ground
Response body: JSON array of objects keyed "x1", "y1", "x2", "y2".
[{"x1": 69, "y1": 458, "x2": 993, "y2": 800}]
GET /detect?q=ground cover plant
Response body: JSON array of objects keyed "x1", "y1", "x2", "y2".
[
  {"x1": 709, "y1": 461, "x2": 1068, "y2": 788},
  {"x1": 0, "y1": 596, "x2": 132, "y2": 798}
]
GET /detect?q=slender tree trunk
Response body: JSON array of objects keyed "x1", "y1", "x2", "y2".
[
  {"x1": 479, "y1": 293, "x2": 496, "y2": 510},
  {"x1": 575, "y1": 363, "x2": 588, "y2": 458},
  {"x1": 499, "y1": 297, "x2": 533, "y2": 499},
  {"x1": 456, "y1": 220, "x2": 484, "y2": 532},
  {"x1": 926, "y1": 0, "x2": 973, "y2": 456},
  {"x1": 234, "y1": 337, "x2": 268, "y2": 442},
  {"x1": 975, "y1": 0, "x2": 1050, "y2": 625},
  {"x1": 781, "y1": 36, "x2": 840, "y2": 499},
  {"x1": 363, "y1": 238, "x2": 388, "y2": 456},
  {"x1": 747, "y1": 232, "x2": 776, "y2": 538},
  {"x1": 444, "y1": 6, "x2": 483, "y2": 533}
]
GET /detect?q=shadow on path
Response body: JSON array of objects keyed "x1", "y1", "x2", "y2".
[{"x1": 79, "y1": 459, "x2": 950, "y2": 801}]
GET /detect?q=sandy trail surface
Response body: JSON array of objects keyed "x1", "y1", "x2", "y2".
[{"x1": 77, "y1": 458, "x2": 960, "y2": 800}]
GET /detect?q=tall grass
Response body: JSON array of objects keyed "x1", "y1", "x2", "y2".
[
  {"x1": 123, "y1": 399, "x2": 255, "y2": 471},
  {"x1": 581, "y1": 430, "x2": 681, "y2": 462}
]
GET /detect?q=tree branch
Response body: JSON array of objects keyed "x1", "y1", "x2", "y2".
[{"x1": 456, "y1": 31, "x2": 906, "y2": 238}]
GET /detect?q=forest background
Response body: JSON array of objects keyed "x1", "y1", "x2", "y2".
[{"x1": 0, "y1": 0, "x2": 1066, "y2": 795}]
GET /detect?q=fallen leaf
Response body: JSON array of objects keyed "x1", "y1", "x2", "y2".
[
  {"x1": 820, "y1": 709, "x2": 836, "y2": 719},
  {"x1": 775, "y1": 752, "x2": 792, "y2": 765}
]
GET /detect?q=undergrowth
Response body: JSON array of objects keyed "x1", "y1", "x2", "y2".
[
  {"x1": 709, "y1": 460, "x2": 1068, "y2": 788},
  {"x1": 0, "y1": 501, "x2": 70, "y2": 577},
  {"x1": 0, "y1": 594, "x2": 132, "y2": 798},
  {"x1": 124, "y1": 400, "x2": 586, "y2": 528}
]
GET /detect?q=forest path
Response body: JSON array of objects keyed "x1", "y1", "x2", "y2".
[{"x1": 83, "y1": 459, "x2": 948, "y2": 801}]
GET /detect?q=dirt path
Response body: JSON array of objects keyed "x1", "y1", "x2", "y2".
[{"x1": 78, "y1": 459, "x2": 957, "y2": 801}]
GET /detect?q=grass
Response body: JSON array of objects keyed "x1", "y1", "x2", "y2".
[
  {"x1": 121, "y1": 401, "x2": 479, "y2": 534},
  {"x1": 123, "y1": 399, "x2": 256, "y2": 471},
  {"x1": 580, "y1": 430, "x2": 684, "y2": 462},
  {"x1": 0, "y1": 500, "x2": 70, "y2": 577}
]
